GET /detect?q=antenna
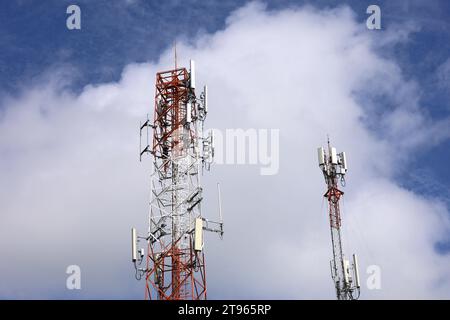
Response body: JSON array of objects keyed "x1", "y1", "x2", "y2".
[
  {"x1": 203, "y1": 85, "x2": 208, "y2": 113},
  {"x1": 131, "y1": 227, "x2": 137, "y2": 262},
  {"x1": 317, "y1": 137, "x2": 360, "y2": 300},
  {"x1": 190, "y1": 60, "x2": 196, "y2": 89},
  {"x1": 174, "y1": 40, "x2": 177, "y2": 70},
  {"x1": 318, "y1": 147, "x2": 325, "y2": 166},
  {"x1": 217, "y1": 183, "x2": 223, "y2": 222},
  {"x1": 139, "y1": 114, "x2": 151, "y2": 162},
  {"x1": 353, "y1": 254, "x2": 360, "y2": 289},
  {"x1": 194, "y1": 218, "x2": 203, "y2": 251},
  {"x1": 186, "y1": 102, "x2": 192, "y2": 123},
  {"x1": 215, "y1": 183, "x2": 224, "y2": 239}
]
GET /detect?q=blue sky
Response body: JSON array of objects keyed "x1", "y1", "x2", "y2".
[
  {"x1": 1, "y1": 1, "x2": 449, "y2": 195},
  {"x1": 1, "y1": 0, "x2": 450, "y2": 299}
]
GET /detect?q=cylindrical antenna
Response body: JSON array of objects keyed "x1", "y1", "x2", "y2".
[
  {"x1": 131, "y1": 227, "x2": 137, "y2": 262},
  {"x1": 190, "y1": 60, "x2": 196, "y2": 89},
  {"x1": 204, "y1": 85, "x2": 208, "y2": 113},
  {"x1": 174, "y1": 40, "x2": 177, "y2": 70},
  {"x1": 139, "y1": 121, "x2": 142, "y2": 162},
  {"x1": 211, "y1": 133, "x2": 215, "y2": 160},
  {"x1": 353, "y1": 253, "x2": 360, "y2": 288},
  {"x1": 329, "y1": 260, "x2": 334, "y2": 279},
  {"x1": 210, "y1": 129, "x2": 215, "y2": 160},
  {"x1": 146, "y1": 114, "x2": 149, "y2": 148},
  {"x1": 217, "y1": 183, "x2": 223, "y2": 223}
]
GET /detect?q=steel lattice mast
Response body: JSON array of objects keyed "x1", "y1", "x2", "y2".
[
  {"x1": 318, "y1": 138, "x2": 360, "y2": 300},
  {"x1": 132, "y1": 59, "x2": 223, "y2": 300}
]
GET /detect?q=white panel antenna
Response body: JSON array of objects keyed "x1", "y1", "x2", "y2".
[
  {"x1": 194, "y1": 218, "x2": 203, "y2": 251},
  {"x1": 318, "y1": 147, "x2": 325, "y2": 166},
  {"x1": 343, "y1": 259, "x2": 350, "y2": 285},
  {"x1": 341, "y1": 152, "x2": 347, "y2": 170},
  {"x1": 331, "y1": 147, "x2": 338, "y2": 165},
  {"x1": 186, "y1": 102, "x2": 192, "y2": 123}
]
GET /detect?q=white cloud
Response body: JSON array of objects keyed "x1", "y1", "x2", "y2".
[{"x1": 0, "y1": 2, "x2": 449, "y2": 299}]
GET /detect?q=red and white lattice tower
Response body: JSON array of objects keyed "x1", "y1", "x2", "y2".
[
  {"x1": 132, "y1": 59, "x2": 223, "y2": 300},
  {"x1": 318, "y1": 138, "x2": 360, "y2": 300}
]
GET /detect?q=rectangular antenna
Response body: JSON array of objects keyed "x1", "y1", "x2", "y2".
[
  {"x1": 330, "y1": 147, "x2": 338, "y2": 165},
  {"x1": 341, "y1": 151, "x2": 347, "y2": 170},
  {"x1": 186, "y1": 102, "x2": 192, "y2": 123},
  {"x1": 194, "y1": 218, "x2": 203, "y2": 251},
  {"x1": 318, "y1": 147, "x2": 325, "y2": 166},
  {"x1": 343, "y1": 259, "x2": 350, "y2": 285}
]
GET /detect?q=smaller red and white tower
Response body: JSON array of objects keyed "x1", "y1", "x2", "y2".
[{"x1": 318, "y1": 138, "x2": 360, "y2": 300}]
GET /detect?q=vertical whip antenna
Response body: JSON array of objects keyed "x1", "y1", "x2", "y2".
[{"x1": 174, "y1": 40, "x2": 177, "y2": 70}]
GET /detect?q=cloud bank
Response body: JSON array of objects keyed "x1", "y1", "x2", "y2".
[{"x1": 0, "y1": 2, "x2": 449, "y2": 299}]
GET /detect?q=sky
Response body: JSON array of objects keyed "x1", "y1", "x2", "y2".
[{"x1": 0, "y1": 0, "x2": 449, "y2": 299}]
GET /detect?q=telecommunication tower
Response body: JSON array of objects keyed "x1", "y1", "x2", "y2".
[
  {"x1": 131, "y1": 59, "x2": 224, "y2": 300},
  {"x1": 317, "y1": 138, "x2": 360, "y2": 300}
]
